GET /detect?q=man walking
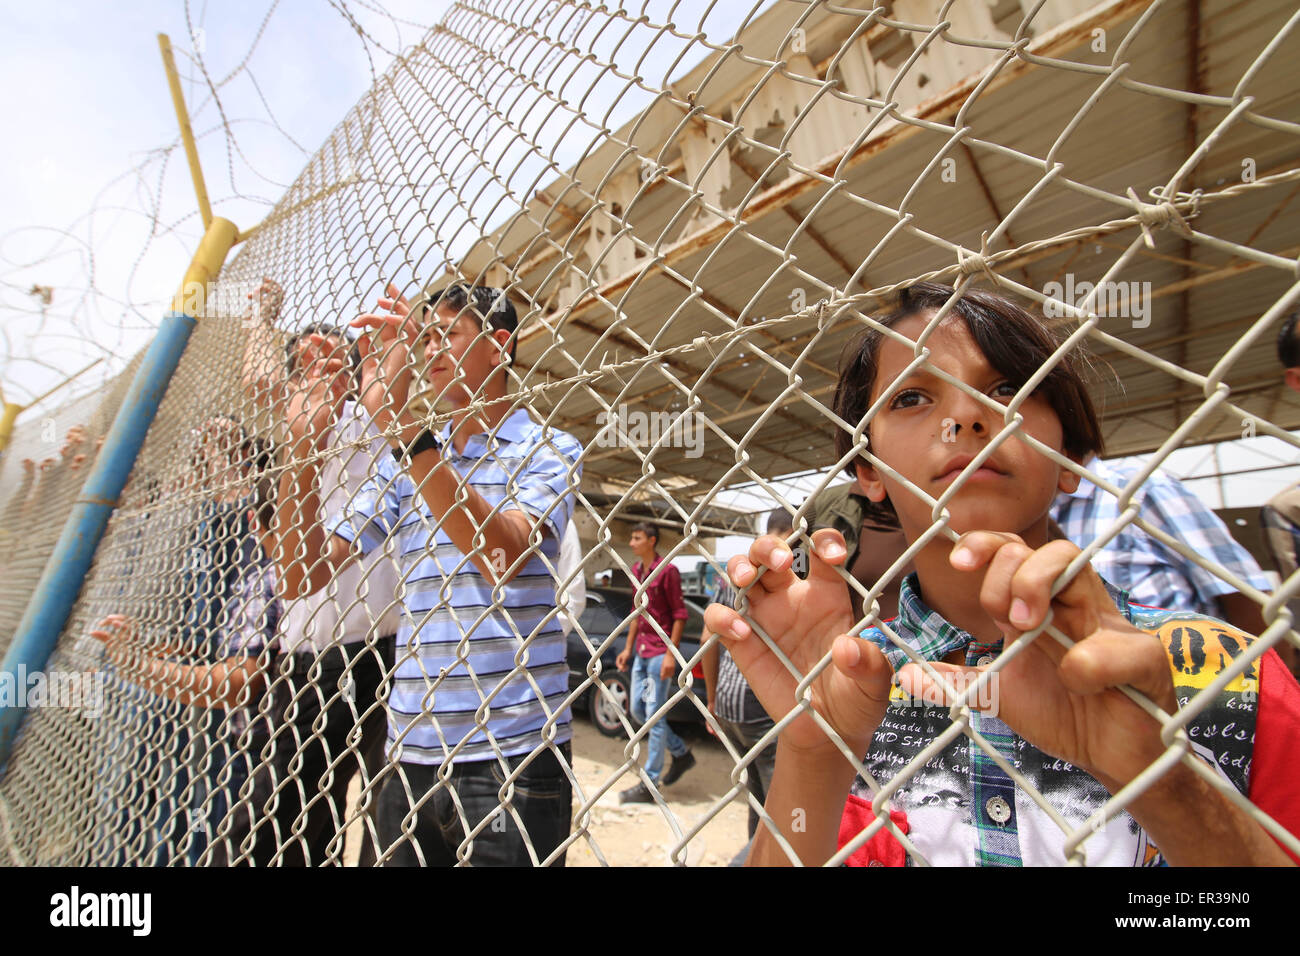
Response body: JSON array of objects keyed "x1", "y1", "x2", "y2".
[{"x1": 616, "y1": 522, "x2": 694, "y2": 803}]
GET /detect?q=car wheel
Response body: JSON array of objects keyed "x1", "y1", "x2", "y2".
[{"x1": 589, "y1": 671, "x2": 638, "y2": 737}]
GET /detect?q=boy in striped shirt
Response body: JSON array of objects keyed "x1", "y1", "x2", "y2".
[{"x1": 277, "y1": 282, "x2": 582, "y2": 866}]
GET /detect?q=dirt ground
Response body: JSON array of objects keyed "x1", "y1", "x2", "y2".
[
  {"x1": 566, "y1": 716, "x2": 752, "y2": 867},
  {"x1": 344, "y1": 714, "x2": 753, "y2": 866}
]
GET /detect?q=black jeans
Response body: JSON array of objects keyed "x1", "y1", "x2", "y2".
[
  {"x1": 205, "y1": 635, "x2": 394, "y2": 866},
  {"x1": 376, "y1": 742, "x2": 572, "y2": 867}
]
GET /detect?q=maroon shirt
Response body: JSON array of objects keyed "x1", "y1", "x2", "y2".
[{"x1": 631, "y1": 555, "x2": 689, "y2": 658}]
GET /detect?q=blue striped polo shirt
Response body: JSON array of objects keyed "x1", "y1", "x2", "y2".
[{"x1": 326, "y1": 408, "x2": 581, "y2": 765}]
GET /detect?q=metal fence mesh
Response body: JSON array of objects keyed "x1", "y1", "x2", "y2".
[{"x1": 1, "y1": 0, "x2": 1299, "y2": 866}]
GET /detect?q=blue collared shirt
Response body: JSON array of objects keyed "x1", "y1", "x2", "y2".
[
  {"x1": 327, "y1": 408, "x2": 582, "y2": 765},
  {"x1": 1051, "y1": 457, "x2": 1270, "y2": 615}
]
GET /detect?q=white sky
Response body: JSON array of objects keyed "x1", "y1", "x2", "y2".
[{"x1": 0, "y1": 0, "x2": 457, "y2": 411}]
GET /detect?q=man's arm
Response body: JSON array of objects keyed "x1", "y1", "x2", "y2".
[
  {"x1": 701, "y1": 635, "x2": 720, "y2": 713},
  {"x1": 238, "y1": 278, "x2": 286, "y2": 404},
  {"x1": 617, "y1": 617, "x2": 639, "y2": 671},
  {"x1": 402, "y1": 445, "x2": 544, "y2": 584},
  {"x1": 264, "y1": 348, "x2": 361, "y2": 600},
  {"x1": 747, "y1": 740, "x2": 862, "y2": 866},
  {"x1": 1090, "y1": 753, "x2": 1293, "y2": 866},
  {"x1": 661, "y1": 564, "x2": 688, "y2": 680},
  {"x1": 134, "y1": 653, "x2": 265, "y2": 710},
  {"x1": 925, "y1": 531, "x2": 1294, "y2": 867},
  {"x1": 90, "y1": 616, "x2": 265, "y2": 710},
  {"x1": 266, "y1": 451, "x2": 356, "y2": 599}
]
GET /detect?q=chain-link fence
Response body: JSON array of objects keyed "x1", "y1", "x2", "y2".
[{"x1": 2, "y1": 0, "x2": 1299, "y2": 866}]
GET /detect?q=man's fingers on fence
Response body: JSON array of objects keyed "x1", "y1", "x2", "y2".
[
  {"x1": 382, "y1": 281, "x2": 411, "y2": 316},
  {"x1": 949, "y1": 531, "x2": 1025, "y2": 572},
  {"x1": 807, "y1": 528, "x2": 849, "y2": 583},
  {"x1": 350, "y1": 312, "x2": 403, "y2": 337},
  {"x1": 974, "y1": 537, "x2": 1068, "y2": 631},
  {"x1": 302, "y1": 356, "x2": 347, "y2": 384},
  {"x1": 89, "y1": 614, "x2": 134, "y2": 643},
  {"x1": 303, "y1": 333, "x2": 347, "y2": 362},
  {"x1": 1058, "y1": 628, "x2": 1178, "y2": 714},
  {"x1": 1003, "y1": 540, "x2": 1095, "y2": 630}
]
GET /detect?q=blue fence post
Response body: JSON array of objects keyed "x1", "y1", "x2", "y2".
[{"x1": 0, "y1": 216, "x2": 239, "y2": 774}]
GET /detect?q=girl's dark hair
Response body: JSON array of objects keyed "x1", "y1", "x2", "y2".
[{"x1": 832, "y1": 282, "x2": 1103, "y2": 513}]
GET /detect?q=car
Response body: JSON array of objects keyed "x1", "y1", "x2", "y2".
[{"x1": 566, "y1": 586, "x2": 714, "y2": 737}]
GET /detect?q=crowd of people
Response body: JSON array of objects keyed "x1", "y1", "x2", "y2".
[{"x1": 26, "y1": 275, "x2": 1299, "y2": 866}]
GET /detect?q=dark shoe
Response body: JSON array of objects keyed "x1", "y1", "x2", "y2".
[
  {"x1": 662, "y1": 750, "x2": 696, "y2": 786},
  {"x1": 619, "y1": 782, "x2": 654, "y2": 805}
]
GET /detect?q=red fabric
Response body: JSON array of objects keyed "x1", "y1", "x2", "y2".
[
  {"x1": 1248, "y1": 648, "x2": 1300, "y2": 863},
  {"x1": 837, "y1": 794, "x2": 909, "y2": 866},
  {"x1": 631, "y1": 556, "x2": 688, "y2": 657}
]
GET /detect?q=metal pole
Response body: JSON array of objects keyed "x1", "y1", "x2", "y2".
[
  {"x1": 0, "y1": 359, "x2": 107, "y2": 457},
  {"x1": 0, "y1": 24, "x2": 239, "y2": 773},
  {"x1": 158, "y1": 33, "x2": 213, "y2": 229},
  {"x1": 0, "y1": 216, "x2": 238, "y2": 773},
  {"x1": 0, "y1": 401, "x2": 20, "y2": 455}
]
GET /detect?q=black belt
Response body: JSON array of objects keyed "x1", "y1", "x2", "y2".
[{"x1": 277, "y1": 634, "x2": 395, "y2": 677}]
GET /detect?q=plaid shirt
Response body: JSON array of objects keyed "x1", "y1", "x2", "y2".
[
  {"x1": 849, "y1": 573, "x2": 1260, "y2": 866},
  {"x1": 710, "y1": 581, "x2": 767, "y2": 724},
  {"x1": 1051, "y1": 457, "x2": 1270, "y2": 616}
]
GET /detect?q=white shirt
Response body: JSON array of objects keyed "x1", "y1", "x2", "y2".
[{"x1": 279, "y1": 400, "x2": 403, "y2": 654}]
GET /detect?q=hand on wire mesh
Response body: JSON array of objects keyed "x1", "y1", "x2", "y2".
[
  {"x1": 88, "y1": 613, "x2": 137, "y2": 646},
  {"x1": 246, "y1": 277, "x2": 285, "y2": 324},
  {"x1": 351, "y1": 281, "x2": 423, "y2": 444},
  {"x1": 903, "y1": 531, "x2": 1180, "y2": 789},
  {"x1": 704, "y1": 528, "x2": 893, "y2": 760},
  {"x1": 88, "y1": 613, "x2": 139, "y2": 670},
  {"x1": 281, "y1": 332, "x2": 353, "y2": 454}
]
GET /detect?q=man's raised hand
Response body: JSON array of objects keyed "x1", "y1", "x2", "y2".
[
  {"x1": 281, "y1": 332, "x2": 350, "y2": 455},
  {"x1": 351, "y1": 282, "x2": 422, "y2": 441},
  {"x1": 247, "y1": 277, "x2": 284, "y2": 324}
]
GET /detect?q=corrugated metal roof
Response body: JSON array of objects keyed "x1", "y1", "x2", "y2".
[{"x1": 468, "y1": 0, "x2": 1300, "y2": 500}]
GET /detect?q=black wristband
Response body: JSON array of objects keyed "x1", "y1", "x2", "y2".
[{"x1": 391, "y1": 428, "x2": 441, "y2": 463}]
